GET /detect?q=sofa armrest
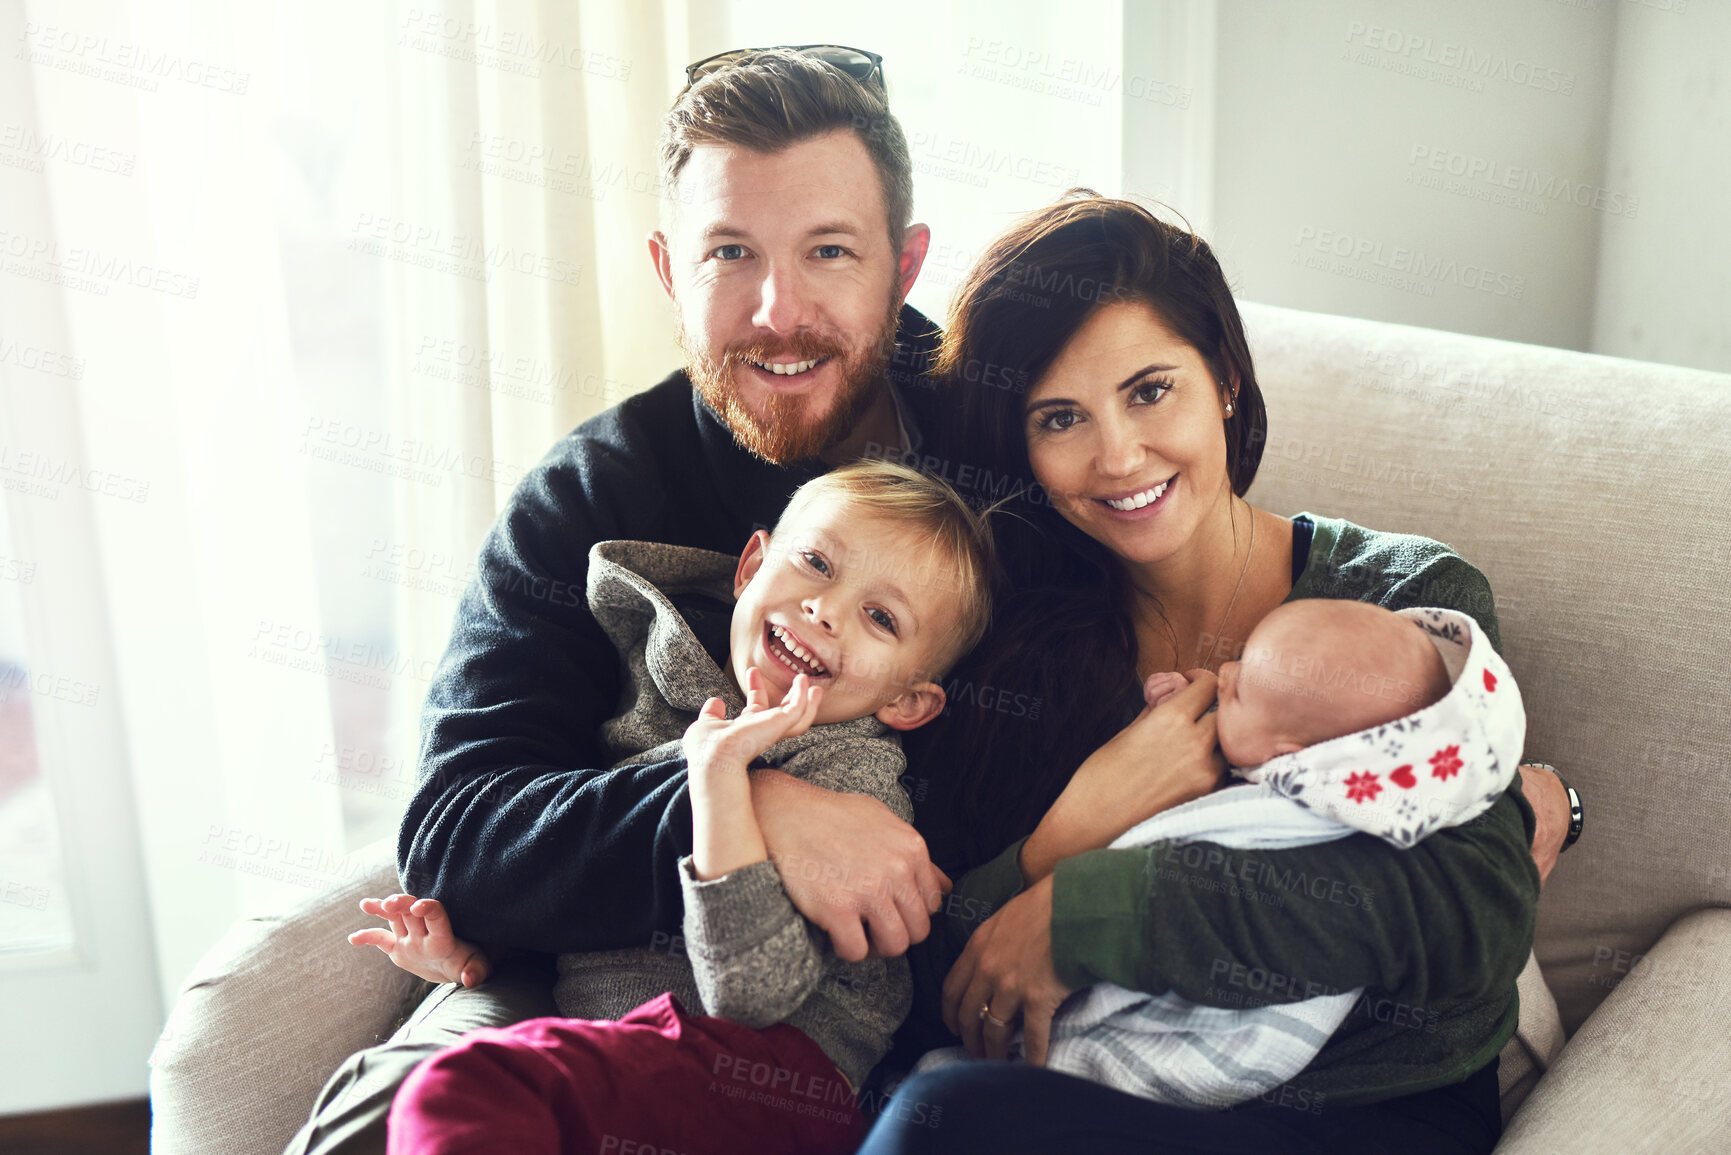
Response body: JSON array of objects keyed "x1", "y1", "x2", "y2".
[
  {"x1": 1495, "y1": 908, "x2": 1731, "y2": 1153},
  {"x1": 148, "y1": 837, "x2": 423, "y2": 1155}
]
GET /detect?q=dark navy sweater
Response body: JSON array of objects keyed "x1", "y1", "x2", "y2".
[{"x1": 397, "y1": 306, "x2": 952, "y2": 952}]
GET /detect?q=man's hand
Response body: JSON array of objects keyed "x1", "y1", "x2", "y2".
[
  {"x1": 1519, "y1": 764, "x2": 1570, "y2": 885},
  {"x1": 349, "y1": 893, "x2": 490, "y2": 988},
  {"x1": 751, "y1": 768, "x2": 950, "y2": 963},
  {"x1": 940, "y1": 875, "x2": 1072, "y2": 1066}
]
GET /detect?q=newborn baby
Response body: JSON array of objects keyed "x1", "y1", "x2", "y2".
[
  {"x1": 1148, "y1": 599, "x2": 1452, "y2": 768},
  {"x1": 1146, "y1": 597, "x2": 1520, "y2": 845}
]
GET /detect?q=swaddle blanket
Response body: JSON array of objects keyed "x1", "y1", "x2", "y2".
[{"x1": 917, "y1": 607, "x2": 1524, "y2": 1109}]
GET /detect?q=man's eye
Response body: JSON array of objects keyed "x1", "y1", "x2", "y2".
[
  {"x1": 867, "y1": 607, "x2": 897, "y2": 634},
  {"x1": 816, "y1": 244, "x2": 847, "y2": 259},
  {"x1": 712, "y1": 244, "x2": 746, "y2": 261},
  {"x1": 800, "y1": 551, "x2": 832, "y2": 577}
]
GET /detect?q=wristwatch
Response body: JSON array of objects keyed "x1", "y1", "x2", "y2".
[{"x1": 1525, "y1": 762, "x2": 1583, "y2": 851}]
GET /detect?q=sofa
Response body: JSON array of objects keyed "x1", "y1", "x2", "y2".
[{"x1": 148, "y1": 301, "x2": 1731, "y2": 1153}]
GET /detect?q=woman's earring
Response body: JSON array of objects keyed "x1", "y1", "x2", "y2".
[{"x1": 1225, "y1": 402, "x2": 1234, "y2": 416}]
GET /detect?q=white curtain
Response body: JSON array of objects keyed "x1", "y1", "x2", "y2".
[
  {"x1": 5, "y1": 0, "x2": 1129, "y2": 1042},
  {"x1": 2, "y1": 0, "x2": 686, "y2": 1010}
]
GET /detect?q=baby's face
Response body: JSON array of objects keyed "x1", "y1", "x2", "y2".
[
  {"x1": 1214, "y1": 652, "x2": 1296, "y2": 768},
  {"x1": 1215, "y1": 601, "x2": 1447, "y2": 767},
  {"x1": 728, "y1": 498, "x2": 961, "y2": 728}
]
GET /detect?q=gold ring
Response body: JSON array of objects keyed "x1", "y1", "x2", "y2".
[{"x1": 977, "y1": 1003, "x2": 1011, "y2": 1030}]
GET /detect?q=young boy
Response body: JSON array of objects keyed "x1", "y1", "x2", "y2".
[{"x1": 349, "y1": 460, "x2": 995, "y2": 1155}]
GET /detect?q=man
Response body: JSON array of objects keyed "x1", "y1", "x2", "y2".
[
  {"x1": 286, "y1": 47, "x2": 959, "y2": 1155},
  {"x1": 289, "y1": 46, "x2": 1576, "y2": 1154}
]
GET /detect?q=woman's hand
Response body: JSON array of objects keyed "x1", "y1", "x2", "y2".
[
  {"x1": 1518, "y1": 763, "x2": 1572, "y2": 885},
  {"x1": 1019, "y1": 669, "x2": 1227, "y2": 881},
  {"x1": 941, "y1": 875, "x2": 1072, "y2": 1065}
]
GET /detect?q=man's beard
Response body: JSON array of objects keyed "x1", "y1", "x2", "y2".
[{"x1": 679, "y1": 296, "x2": 901, "y2": 465}]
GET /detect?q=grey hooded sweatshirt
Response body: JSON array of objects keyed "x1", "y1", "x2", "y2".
[{"x1": 552, "y1": 540, "x2": 914, "y2": 1086}]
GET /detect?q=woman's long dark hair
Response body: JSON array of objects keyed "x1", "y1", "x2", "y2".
[{"x1": 908, "y1": 192, "x2": 1269, "y2": 873}]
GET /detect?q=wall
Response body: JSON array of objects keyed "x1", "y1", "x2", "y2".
[
  {"x1": 1592, "y1": 0, "x2": 1731, "y2": 372},
  {"x1": 1206, "y1": 0, "x2": 1622, "y2": 352}
]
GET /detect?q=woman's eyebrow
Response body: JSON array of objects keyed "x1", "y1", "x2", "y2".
[
  {"x1": 1026, "y1": 362, "x2": 1184, "y2": 411},
  {"x1": 1116, "y1": 363, "x2": 1181, "y2": 391}
]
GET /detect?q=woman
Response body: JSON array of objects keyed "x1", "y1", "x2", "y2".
[{"x1": 861, "y1": 195, "x2": 1546, "y2": 1153}]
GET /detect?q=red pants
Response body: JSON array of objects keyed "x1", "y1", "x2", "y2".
[{"x1": 387, "y1": 992, "x2": 865, "y2": 1155}]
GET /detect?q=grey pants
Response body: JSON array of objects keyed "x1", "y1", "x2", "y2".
[{"x1": 282, "y1": 954, "x2": 559, "y2": 1155}]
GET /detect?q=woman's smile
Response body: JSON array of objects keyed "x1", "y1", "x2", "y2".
[{"x1": 1097, "y1": 472, "x2": 1179, "y2": 518}]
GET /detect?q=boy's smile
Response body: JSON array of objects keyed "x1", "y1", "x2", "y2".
[{"x1": 763, "y1": 620, "x2": 832, "y2": 680}]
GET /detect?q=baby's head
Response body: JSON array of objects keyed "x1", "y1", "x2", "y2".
[
  {"x1": 729, "y1": 460, "x2": 996, "y2": 729},
  {"x1": 1215, "y1": 600, "x2": 1451, "y2": 768}
]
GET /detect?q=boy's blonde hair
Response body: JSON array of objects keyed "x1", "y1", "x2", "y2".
[{"x1": 776, "y1": 460, "x2": 997, "y2": 674}]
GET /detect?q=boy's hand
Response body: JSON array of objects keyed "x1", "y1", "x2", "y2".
[
  {"x1": 683, "y1": 669, "x2": 823, "y2": 775},
  {"x1": 348, "y1": 893, "x2": 490, "y2": 988}
]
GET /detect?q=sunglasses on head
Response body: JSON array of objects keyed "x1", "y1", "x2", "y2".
[{"x1": 683, "y1": 44, "x2": 885, "y2": 95}]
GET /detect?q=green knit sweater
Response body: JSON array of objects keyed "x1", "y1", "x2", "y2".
[{"x1": 927, "y1": 513, "x2": 1540, "y2": 1109}]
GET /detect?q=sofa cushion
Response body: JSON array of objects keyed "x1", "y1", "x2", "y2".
[
  {"x1": 149, "y1": 837, "x2": 416, "y2": 1155},
  {"x1": 1494, "y1": 908, "x2": 1731, "y2": 1151}
]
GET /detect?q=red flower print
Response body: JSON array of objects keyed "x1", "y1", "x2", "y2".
[
  {"x1": 1345, "y1": 771, "x2": 1382, "y2": 804},
  {"x1": 1483, "y1": 669, "x2": 1497, "y2": 692},
  {"x1": 1430, "y1": 745, "x2": 1463, "y2": 780}
]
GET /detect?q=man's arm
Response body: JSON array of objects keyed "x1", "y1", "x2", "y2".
[{"x1": 397, "y1": 433, "x2": 701, "y2": 954}]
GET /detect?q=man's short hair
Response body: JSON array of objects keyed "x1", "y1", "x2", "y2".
[
  {"x1": 658, "y1": 48, "x2": 914, "y2": 247},
  {"x1": 778, "y1": 460, "x2": 997, "y2": 675}
]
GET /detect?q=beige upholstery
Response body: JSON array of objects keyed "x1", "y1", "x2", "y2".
[
  {"x1": 150, "y1": 303, "x2": 1731, "y2": 1151},
  {"x1": 1495, "y1": 909, "x2": 1731, "y2": 1153},
  {"x1": 148, "y1": 838, "x2": 414, "y2": 1155},
  {"x1": 1498, "y1": 951, "x2": 1564, "y2": 1121}
]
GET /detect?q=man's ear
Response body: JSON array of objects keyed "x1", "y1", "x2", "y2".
[
  {"x1": 648, "y1": 230, "x2": 676, "y2": 300},
  {"x1": 895, "y1": 223, "x2": 932, "y2": 305},
  {"x1": 734, "y1": 530, "x2": 772, "y2": 598},
  {"x1": 876, "y1": 680, "x2": 945, "y2": 732}
]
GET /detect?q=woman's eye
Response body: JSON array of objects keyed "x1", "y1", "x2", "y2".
[
  {"x1": 1131, "y1": 380, "x2": 1173, "y2": 405},
  {"x1": 800, "y1": 551, "x2": 832, "y2": 577},
  {"x1": 867, "y1": 607, "x2": 897, "y2": 634},
  {"x1": 815, "y1": 244, "x2": 847, "y2": 259},
  {"x1": 712, "y1": 244, "x2": 746, "y2": 261},
  {"x1": 1038, "y1": 408, "x2": 1079, "y2": 432}
]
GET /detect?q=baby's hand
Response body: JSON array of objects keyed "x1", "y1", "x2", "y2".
[
  {"x1": 348, "y1": 893, "x2": 490, "y2": 988},
  {"x1": 1143, "y1": 671, "x2": 1192, "y2": 708}
]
